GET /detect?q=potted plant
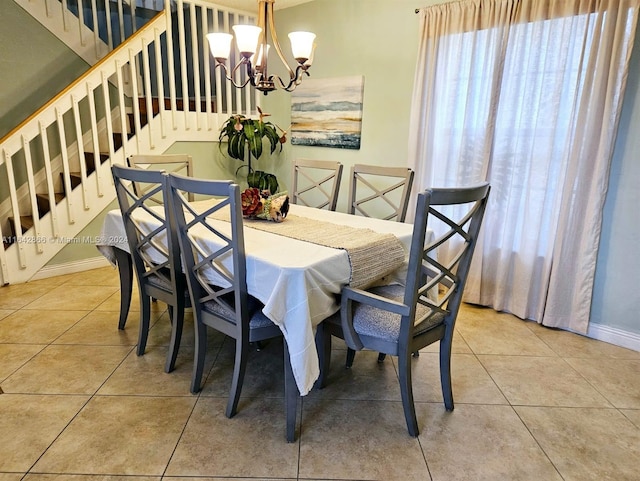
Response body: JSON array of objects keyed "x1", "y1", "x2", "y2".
[{"x1": 218, "y1": 107, "x2": 286, "y2": 194}]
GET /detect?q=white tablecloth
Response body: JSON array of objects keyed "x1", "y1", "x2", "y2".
[{"x1": 97, "y1": 204, "x2": 414, "y2": 395}]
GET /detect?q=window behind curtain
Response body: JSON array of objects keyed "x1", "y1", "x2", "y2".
[{"x1": 411, "y1": 0, "x2": 638, "y2": 327}]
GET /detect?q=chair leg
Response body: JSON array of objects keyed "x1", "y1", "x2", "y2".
[
  {"x1": 377, "y1": 353, "x2": 386, "y2": 363},
  {"x1": 226, "y1": 337, "x2": 249, "y2": 418},
  {"x1": 114, "y1": 248, "x2": 133, "y2": 330},
  {"x1": 136, "y1": 294, "x2": 151, "y2": 356},
  {"x1": 439, "y1": 335, "x2": 454, "y2": 411},
  {"x1": 315, "y1": 323, "x2": 332, "y2": 389},
  {"x1": 398, "y1": 352, "x2": 419, "y2": 437},
  {"x1": 284, "y1": 339, "x2": 298, "y2": 443},
  {"x1": 165, "y1": 303, "x2": 184, "y2": 373},
  {"x1": 346, "y1": 348, "x2": 356, "y2": 368},
  {"x1": 190, "y1": 320, "x2": 207, "y2": 394}
]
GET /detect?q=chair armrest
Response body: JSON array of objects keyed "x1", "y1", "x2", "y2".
[
  {"x1": 342, "y1": 286, "x2": 410, "y2": 316},
  {"x1": 339, "y1": 286, "x2": 410, "y2": 350}
]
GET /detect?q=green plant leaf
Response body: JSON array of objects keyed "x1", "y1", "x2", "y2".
[
  {"x1": 218, "y1": 115, "x2": 283, "y2": 166},
  {"x1": 264, "y1": 173, "x2": 278, "y2": 193},
  {"x1": 247, "y1": 171, "x2": 279, "y2": 194},
  {"x1": 264, "y1": 124, "x2": 280, "y2": 154},
  {"x1": 229, "y1": 131, "x2": 246, "y2": 160},
  {"x1": 245, "y1": 122, "x2": 263, "y2": 159},
  {"x1": 247, "y1": 170, "x2": 261, "y2": 188}
]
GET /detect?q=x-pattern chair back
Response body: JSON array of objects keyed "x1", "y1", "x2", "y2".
[
  {"x1": 348, "y1": 164, "x2": 414, "y2": 222},
  {"x1": 169, "y1": 177, "x2": 248, "y2": 322},
  {"x1": 410, "y1": 186, "x2": 490, "y2": 327},
  {"x1": 128, "y1": 154, "x2": 195, "y2": 202},
  {"x1": 317, "y1": 182, "x2": 490, "y2": 438},
  {"x1": 114, "y1": 168, "x2": 174, "y2": 294},
  {"x1": 292, "y1": 159, "x2": 343, "y2": 211}
]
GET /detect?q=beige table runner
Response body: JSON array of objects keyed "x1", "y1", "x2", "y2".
[
  {"x1": 243, "y1": 214, "x2": 406, "y2": 289},
  {"x1": 196, "y1": 199, "x2": 406, "y2": 289}
]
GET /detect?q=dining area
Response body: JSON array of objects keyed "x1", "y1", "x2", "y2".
[
  {"x1": 1, "y1": 141, "x2": 637, "y2": 480},
  {"x1": 2, "y1": 0, "x2": 640, "y2": 477},
  {"x1": 92, "y1": 154, "x2": 490, "y2": 444},
  {"x1": 1, "y1": 150, "x2": 639, "y2": 481},
  {"x1": 1, "y1": 156, "x2": 639, "y2": 479}
]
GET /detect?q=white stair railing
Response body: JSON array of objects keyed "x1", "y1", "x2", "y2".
[{"x1": 0, "y1": 0, "x2": 259, "y2": 285}]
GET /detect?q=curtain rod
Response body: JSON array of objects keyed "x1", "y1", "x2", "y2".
[{"x1": 415, "y1": 8, "x2": 420, "y2": 13}]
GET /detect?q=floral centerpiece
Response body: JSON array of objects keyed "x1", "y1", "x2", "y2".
[{"x1": 241, "y1": 188, "x2": 290, "y2": 223}]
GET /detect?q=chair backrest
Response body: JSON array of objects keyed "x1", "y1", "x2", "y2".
[
  {"x1": 128, "y1": 154, "x2": 195, "y2": 201},
  {"x1": 347, "y1": 164, "x2": 414, "y2": 222},
  {"x1": 111, "y1": 165, "x2": 184, "y2": 297},
  {"x1": 291, "y1": 159, "x2": 343, "y2": 211},
  {"x1": 167, "y1": 173, "x2": 249, "y2": 335},
  {"x1": 404, "y1": 182, "x2": 490, "y2": 336}
]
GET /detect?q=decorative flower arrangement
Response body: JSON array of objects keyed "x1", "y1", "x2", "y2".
[{"x1": 241, "y1": 188, "x2": 290, "y2": 223}]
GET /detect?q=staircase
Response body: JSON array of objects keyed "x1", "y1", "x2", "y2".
[{"x1": 0, "y1": 0, "x2": 261, "y2": 285}]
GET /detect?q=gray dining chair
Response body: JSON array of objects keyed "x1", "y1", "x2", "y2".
[
  {"x1": 316, "y1": 182, "x2": 490, "y2": 437},
  {"x1": 347, "y1": 164, "x2": 414, "y2": 222},
  {"x1": 111, "y1": 165, "x2": 189, "y2": 373},
  {"x1": 127, "y1": 154, "x2": 195, "y2": 201},
  {"x1": 291, "y1": 158, "x2": 343, "y2": 211},
  {"x1": 166, "y1": 173, "x2": 298, "y2": 442},
  {"x1": 345, "y1": 163, "x2": 415, "y2": 365}
]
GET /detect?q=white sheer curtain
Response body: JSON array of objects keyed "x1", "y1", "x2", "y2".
[{"x1": 408, "y1": 0, "x2": 639, "y2": 333}]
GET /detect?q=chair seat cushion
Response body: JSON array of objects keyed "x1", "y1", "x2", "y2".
[
  {"x1": 146, "y1": 271, "x2": 190, "y2": 300},
  {"x1": 203, "y1": 294, "x2": 274, "y2": 328},
  {"x1": 147, "y1": 271, "x2": 173, "y2": 291},
  {"x1": 351, "y1": 285, "x2": 444, "y2": 342}
]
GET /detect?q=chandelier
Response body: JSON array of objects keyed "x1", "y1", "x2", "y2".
[{"x1": 206, "y1": 0, "x2": 316, "y2": 95}]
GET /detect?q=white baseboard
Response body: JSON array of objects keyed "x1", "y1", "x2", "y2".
[
  {"x1": 30, "y1": 256, "x2": 112, "y2": 281},
  {"x1": 587, "y1": 322, "x2": 640, "y2": 353}
]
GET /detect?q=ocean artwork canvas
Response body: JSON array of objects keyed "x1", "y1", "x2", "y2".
[{"x1": 290, "y1": 76, "x2": 364, "y2": 149}]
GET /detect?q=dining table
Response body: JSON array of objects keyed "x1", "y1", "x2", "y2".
[{"x1": 96, "y1": 202, "x2": 416, "y2": 397}]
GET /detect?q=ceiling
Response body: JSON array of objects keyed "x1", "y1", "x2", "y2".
[{"x1": 204, "y1": 0, "x2": 314, "y2": 12}]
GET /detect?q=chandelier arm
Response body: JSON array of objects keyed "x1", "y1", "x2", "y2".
[
  {"x1": 266, "y1": 0, "x2": 296, "y2": 81},
  {"x1": 271, "y1": 67, "x2": 310, "y2": 91},
  {"x1": 216, "y1": 61, "x2": 253, "y2": 89}
]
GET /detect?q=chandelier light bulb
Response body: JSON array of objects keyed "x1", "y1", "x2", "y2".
[
  {"x1": 206, "y1": 33, "x2": 233, "y2": 61},
  {"x1": 288, "y1": 31, "x2": 316, "y2": 63},
  {"x1": 251, "y1": 44, "x2": 271, "y2": 69},
  {"x1": 232, "y1": 25, "x2": 262, "y2": 57}
]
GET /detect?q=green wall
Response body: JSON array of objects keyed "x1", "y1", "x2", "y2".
[
  {"x1": 0, "y1": 2, "x2": 90, "y2": 208},
  {"x1": 590, "y1": 29, "x2": 640, "y2": 335},
  {"x1": 262, "y1": 0, "x2": 426, "y2": 213},
  {"x1": 0, "y1": 2, "x2": 89, "y2": 138}
]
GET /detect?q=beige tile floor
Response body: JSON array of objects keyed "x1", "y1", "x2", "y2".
[{"x1": 1, "y1": 266, "x2": 639, "y2": 480}]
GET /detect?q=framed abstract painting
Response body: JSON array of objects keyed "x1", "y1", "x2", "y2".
[{"x1": 290, "y1": 75, "x2": 364, "y2": 149}]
